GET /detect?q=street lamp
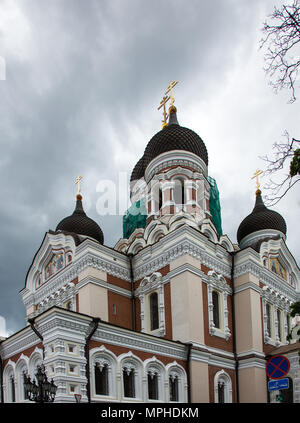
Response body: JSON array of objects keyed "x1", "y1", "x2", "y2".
[{"x1": 24, "y1": 365, "x2": 57, "y2": 403}]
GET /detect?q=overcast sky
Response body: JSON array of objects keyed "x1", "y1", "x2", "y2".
[{"x1": 0, "y1": 0, "x2": 299, "y2": 335}]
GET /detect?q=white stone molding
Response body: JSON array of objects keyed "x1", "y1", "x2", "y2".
[
  {"x1": 207, "y1": 271, "x2": 231, "y2": 340},
  {"x1": 118, "y1": 352, "x2": 143, "y2": 401},
  {"x1": 15, "y1": 356, "x2": 29, "y2": 402},
  {"x1": 259, "y1": 237, "x2": 300, "y2": 292},
  {"x1": 240, "y1": 229, "x2": 286, "y2": 250},
  {"x1": 144, "y1": 356, "x2": 165, "y2": 402},
  {"x1": 90, "y1": 346, "x2": 118, "y2": 401},
  {"x1": 3, "y1": 361, "x2": 16, "y2": 403},
  {"x1": 137, "y1": 272, "x2": 166, "y2": 337},
  {"x1": 213, "y1": 370, "x2": 233, "y2": 403},
  {"x1": 165, "y1": 361, "x2": 188, "y2": 403},
  {"x1": 28, "y1": 348, "x2": 43, "y2": 378},
  {"x1": 144, "y1": 150, "x2": 208, "y2": 183},
  {"x1": 261, "y1": 285, "x2": 292, "y2": 345},
  {"x1": 133, "y1": 225, "x2": 232, "y2": 282}
]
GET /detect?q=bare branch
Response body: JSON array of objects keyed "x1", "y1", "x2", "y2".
[
  {"x1": 260, "y1": 0, "x2": 300, "y2": 102},
  {"x1": 260, "y1": 132, "x2": 300, "y2": 205}
]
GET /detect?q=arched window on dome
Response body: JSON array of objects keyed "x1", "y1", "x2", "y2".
[
  {"x1": 158, "y1": 188, "x2": 163, "y2": 211},
  {"x1": 152, "y1": 183, "x2": 163, "y2": 214},
  {"x1": 174, "y1": 179, "x2": 185, "y2": 210}
]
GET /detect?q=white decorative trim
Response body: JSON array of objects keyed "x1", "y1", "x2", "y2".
[
  {"x1": 239, "y1": 229, "x2": 285, "y2": 250},
  {"x1": 214, "y1": 370, "x2": 232, "y2": 403},
  {"x1": 137, "y1": 272, "x2": 166, "y2": 337},
  {"x1": 144, "y1": 150, "x2": 208, "y2": 184},
  {"x1": 207, "y1": 271, "x2": 231, "y2": 340}
]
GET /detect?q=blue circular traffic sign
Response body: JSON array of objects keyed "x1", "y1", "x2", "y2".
[{"x1": 266, "y1": 355, "x2": 290, "y2": 380}]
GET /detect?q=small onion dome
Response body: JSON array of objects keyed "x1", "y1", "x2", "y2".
[
  {"x1": 56, "y1": 194, "x2": 104, "y2": 244},
  {"x1": 237, "y1": 190, "x2": 287, "y2": 246},
  {"x1": 143, "y1": 106, "x2": 208, "y2": 169},
  {"x1": 130, "y1": 156, "x2": 145, "y2": 182}
]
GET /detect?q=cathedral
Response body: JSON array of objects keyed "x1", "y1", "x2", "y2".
[{"x1": 0, "y1": 84, "x2": 299, "y2": 404}]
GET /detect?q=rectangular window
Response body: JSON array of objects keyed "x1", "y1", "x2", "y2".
[
  {"x1": 218, "y1": 382, "x2": 225, "y2": 403},
  {"x1": 287, "y1": 313, "x2": 291, "y2": 336},
  {"x1": 148, "y1": 372, "x2": 158, "y2": 400},
  {"x1": 10, "y1": 377, "x2": 15, "y2": 403},
  {"x1": 212, "y1": 290, "x2": 220, "y2": 329},
  {"x1": 277, "y1": 309, "x2": 282, "y2": 341},
  {"x1": 150, "y1": 293, "x2": 159, "y2": 331},
  {"x1": 169, "y1": 376, "x2": 178, "y2": 401},
  {"x1": 95, "y1": 364, "x2": 109, "y2": 395},
  {"x1": 123, "y1": 369, "x2": 135, "y2": 398},
  {"x1": 266, "y1": 303, "x2": 272, "y2": 337}
]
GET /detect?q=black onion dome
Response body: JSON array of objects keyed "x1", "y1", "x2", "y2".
[
  {"x1": 237, "y1": 191, "x2": 287, "y2": 244},
  {"x1": 143, "y1": 108, "x2": 208, "y2": 168},
  {"x1": 56, "y1": 195, "x2": 104, "y2": 244},
  {"x1": 130, "y1": 156, "x2": 145, "y2": 182}
]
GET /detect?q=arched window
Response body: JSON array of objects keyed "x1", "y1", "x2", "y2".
[
  {"x1": 95, "y1": 362, "x2": 109, "y2": 395},
  {"x1": 16, "y1": 360, "x2": 28, "y2": 402},
  {"x1": 166, "y1": 365, "x2": 187, "y2": 402},
  {"x1": 174, "y1": 179, "x2": 185, "y2": 207},
  {"x1": 149, "y1": 292, "x2": 159, "y2": 331},
  {"x1": 214, "y1": 370, "x2": 232, "y2": 403},
  {"x1": 92, "y1": 351, "x2": 117, "y2": 400},
  {"x1": 212, "y1": 290, "x2": 220, "y2": 329},
  {"x1": 158, "y1": 188, "x2": 163, "y2": 210}
]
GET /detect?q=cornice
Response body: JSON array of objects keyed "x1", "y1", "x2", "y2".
[
  {"x1": 25, "y1": 248, "x2": 131, "y2": 308},
  {"x1": 133, "y1": 225, "x2": 232, "y2": 281},
  {"x1": 145, "y1": 150, "x2": 208, "y2": 183},
  {"x1": 92, "y1": 326, "x2": 186, "y2": 361},
  {"x1": 234, "y1": 257, "x2": 297, "y2": 300},
  {"x1": 36, "y1": 309, "x2": 187, "y2": 361},
  {"x1": 0, "y1": 329, "x2": 41, "y2": 361}
]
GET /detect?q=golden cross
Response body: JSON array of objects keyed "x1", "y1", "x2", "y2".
[
  {"x1": 158, "y1": 95, "x2": 170, "y2": 128},
  {"x1": 165, "y1": 80, "x2": 179, "y2": 107},
  {"x1": 75, "y1": 175, "x2": 83, "y2": 195},
  {"x1": 251, "y1": 169, "x2": 263, "y2": 190}
]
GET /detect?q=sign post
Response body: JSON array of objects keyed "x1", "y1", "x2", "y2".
[
  {"x1": 266, "y1": 355, "x2": 290, "y2": 380},
  {"x1": 268, "y1": 377, "x2": 289, "y2": 391}
]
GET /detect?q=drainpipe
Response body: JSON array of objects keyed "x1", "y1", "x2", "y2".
[
  {"x1": 186, "y1": 342, "x2": 192, "y2": 403},
  {"x1": 128, "y1": 253, "x2": 136, "y2": 331},
  {"x1": 230, "y1": 251, "x2": 239, "y2": 403},
  {"x1": 28, "y1": 318, "x2": 44, "y2": 359},
  {"x1": 85, "y1": 317, "x2": 100, "y2": 403}
]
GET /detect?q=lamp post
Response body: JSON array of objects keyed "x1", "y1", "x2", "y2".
[{"x1": 24, "y1": 365, "x2": 57, "y2": 403}]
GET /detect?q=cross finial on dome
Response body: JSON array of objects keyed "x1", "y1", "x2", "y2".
[
  {"x1": 75, "y1": 175, "x2": 83, "y2": 200},
  {"x1": 251, "y1": 169, "x2": 263, "y2": 195},
  {"x1": 158, "y1": 95, "x2": 170, "y2": 129},
  {"x1": 165, "y1": 80, "x2": 178, "y2": 109}
]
